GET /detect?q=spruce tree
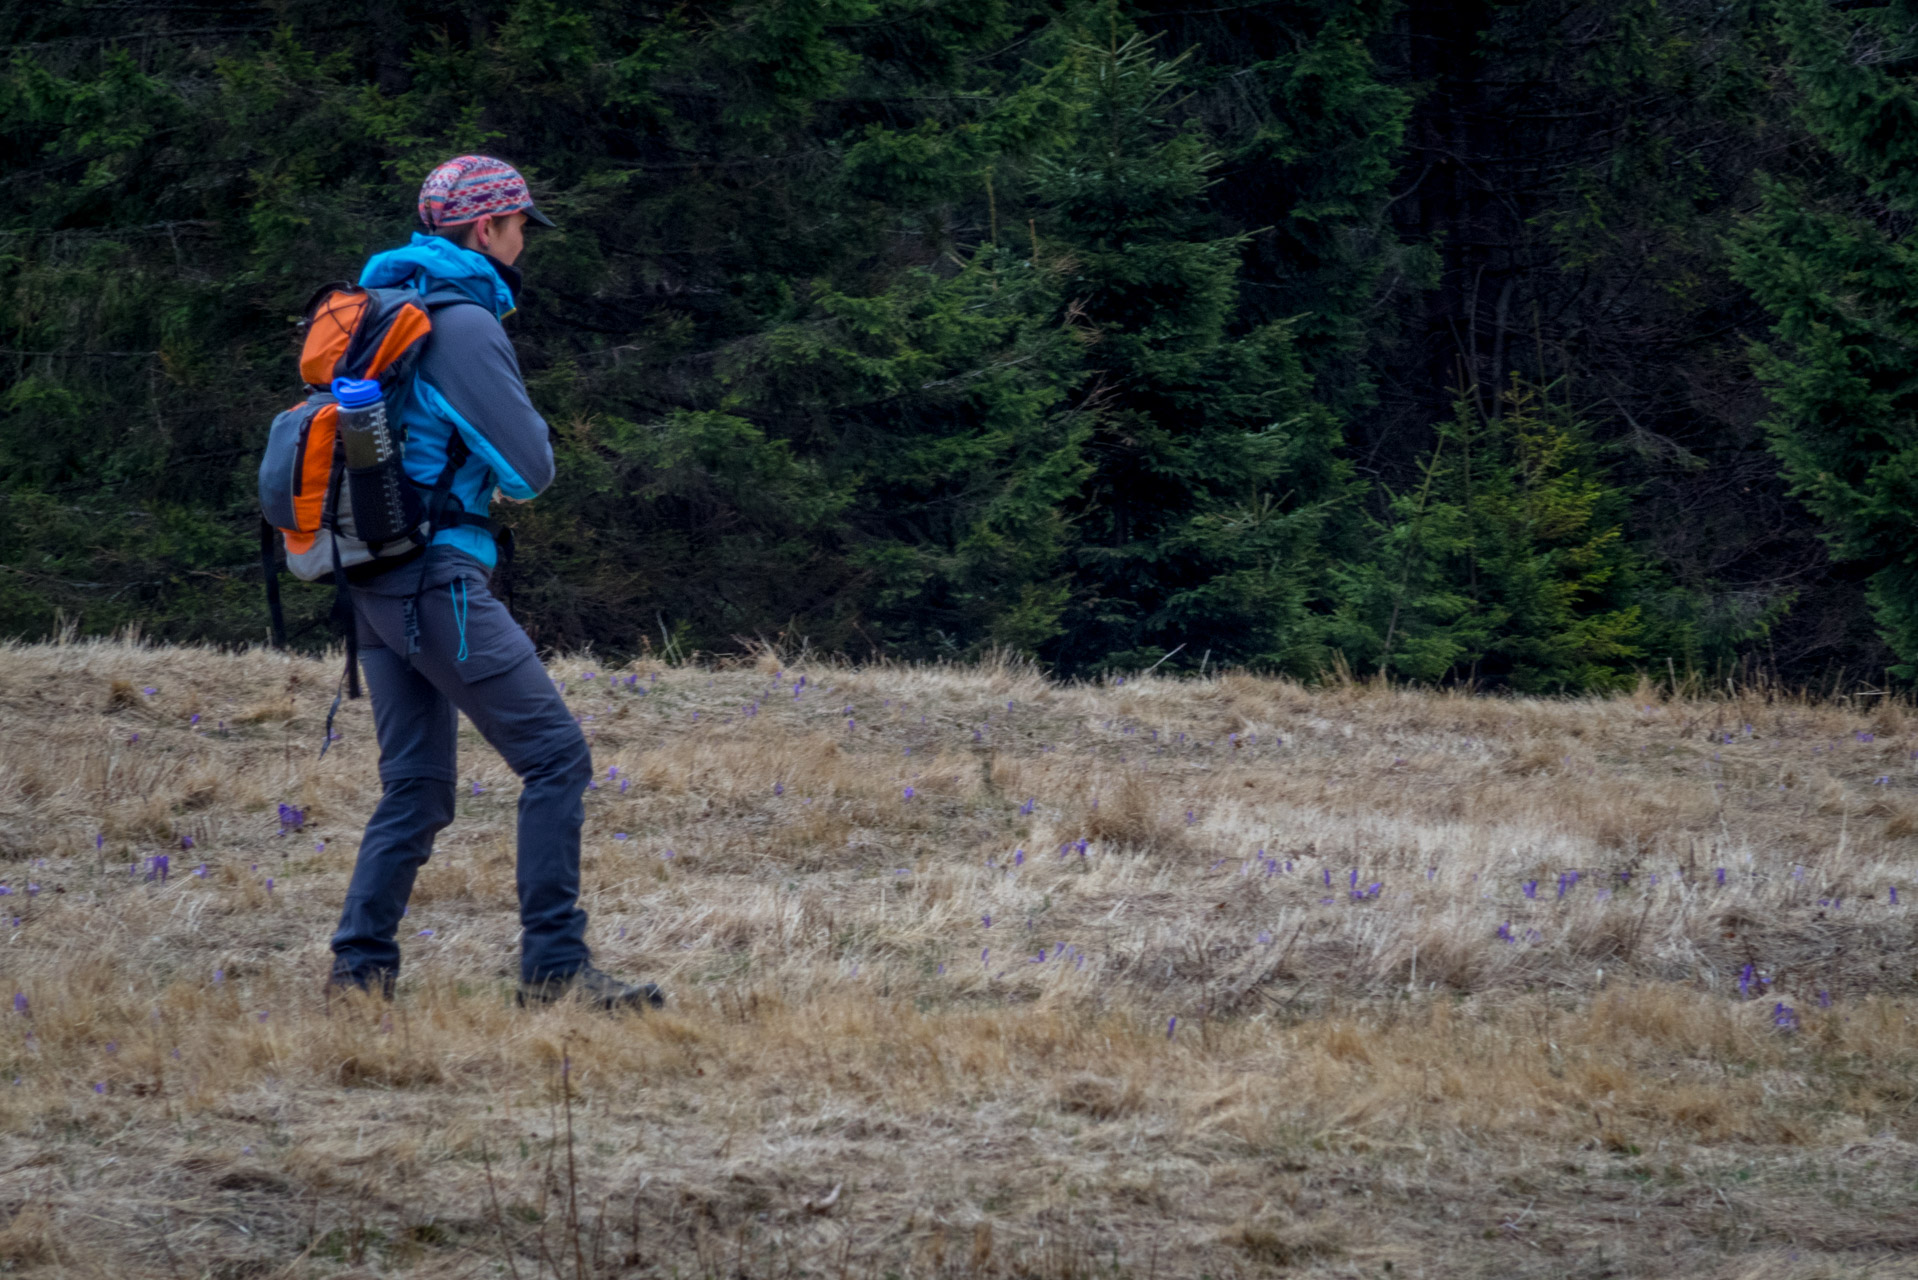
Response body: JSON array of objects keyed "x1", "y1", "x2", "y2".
[
  {"x1": 1732, "y1": 0, "x2": 1918, "y2": 674},
  {"x1": 1032, "y1": 27, "x2": 1351, "y2": 674},
  {"x1": 1329, "y1": 379, "x2": 1643, "y2": 691}
]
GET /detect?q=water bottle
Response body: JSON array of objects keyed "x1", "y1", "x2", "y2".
[
  {"x1": 333, "y1": 377, "x2": 393, "y2": 469},
  {"x1": 332, "y1": 377, "x2": 422, "y2": 545}
]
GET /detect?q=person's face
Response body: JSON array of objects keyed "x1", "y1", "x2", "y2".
[{"x1": 466, "y1": 211, "x2": 528, "y2": 266}]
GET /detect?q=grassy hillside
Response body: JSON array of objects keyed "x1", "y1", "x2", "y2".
[{"x1": 0, "y1": 639, "x2": 1914, "y2": 1277}]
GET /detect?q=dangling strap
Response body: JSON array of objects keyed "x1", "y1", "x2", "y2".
[
  {"x1": 320, "y1": 455, "x2": 359, "y2": 758},
  {"x1": 320, "y1": 685, "x2": 344, "y2": 761},
  {"x1": 404, "y1": 435, "x2": 470, "y2": 658},
  {"x1": 260, "y1": 518, "x2": 287, "y2": 649},
  {"x1": 451, "y1": 579, "x2": 469, "y2": 662}
]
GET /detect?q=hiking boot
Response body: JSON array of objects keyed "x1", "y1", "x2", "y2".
[
  {"x1": 517, "y1": 965, "x2": 664, "y2": 1013},
  {"x1": 324, "y1": 965, "x2": 395, "y2": 1004}
]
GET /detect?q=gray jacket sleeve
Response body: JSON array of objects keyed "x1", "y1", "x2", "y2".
[{"x1": 415, "y1": 302, "x2": 555, "y2": 498}]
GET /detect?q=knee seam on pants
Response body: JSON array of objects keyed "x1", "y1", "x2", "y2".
[{"x1": 521, "y1": 738, "x2": 591, "y2": 787}]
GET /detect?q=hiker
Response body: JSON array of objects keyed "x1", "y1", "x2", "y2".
[{"x1": 324, "y1": 155, "x2": 660, "y2": 1012}]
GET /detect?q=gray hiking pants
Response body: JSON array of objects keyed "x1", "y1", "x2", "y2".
[{"x1": 328, "y1": 550, "x2": 592, "y2": 986}]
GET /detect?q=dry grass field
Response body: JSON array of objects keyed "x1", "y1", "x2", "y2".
[{"x1": 0, "y1": 637, "x2": 1915, "y2": 1279}]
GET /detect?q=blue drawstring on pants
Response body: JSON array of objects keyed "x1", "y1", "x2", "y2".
[{"x1": 451, "y1": 579, "x2": 469, "y2": 662}]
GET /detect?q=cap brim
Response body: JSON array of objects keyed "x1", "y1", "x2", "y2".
[{"x1": 524, "y1": 205, "x2": 557, "y2": 229}]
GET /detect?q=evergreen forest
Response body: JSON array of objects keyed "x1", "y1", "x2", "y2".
[{"x1": 9, "y1": 0, "x2": 1918, "y2": 691}]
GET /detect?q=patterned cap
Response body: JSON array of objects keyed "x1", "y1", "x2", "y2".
[{"x1": 417, "y1": 155, "x2": 556, "y2": 231}]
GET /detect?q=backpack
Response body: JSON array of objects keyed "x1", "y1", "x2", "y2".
[{"x1": 257, "y1": 282, "x2": 498, "y2": 750}]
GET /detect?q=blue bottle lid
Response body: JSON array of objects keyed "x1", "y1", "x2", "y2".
[{"x1": 331, "y1": 377, "x2": 383, "y2": 410}]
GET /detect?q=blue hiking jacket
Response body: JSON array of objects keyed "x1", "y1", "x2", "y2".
[{"x1": 357, "y1": 234, "x2": 554, "y2": 568}]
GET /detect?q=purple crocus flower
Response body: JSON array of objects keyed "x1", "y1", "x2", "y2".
[
  {"x1": 1818, "y1": 990, "x2": 1832, "y2": 1008},
  {"x1": 12, "y1": 994, "x2": 25, "y2": 1015},
  {"x1": 416, "y1": 928, "x2": 434, "y2": 938},
  {"x1": 471, "y1": 781, "x2": 485, "y2": 796},
  {"x1": 1739, "y1": 963, "x2": 1753, "y2": 998},
  {"x1": 1497, "y1": 922, "x2": 1514, "y2": 943},
  {"x1": 1013, "y1": 849, "x2": 1024, "y2": 867},
  {"x1": 94, "y1": 833, "x2": 104, "y2": 851},
  {"x1": 1523, "y1": 880, "x2": 1537, "y2": 899},
  {"x1": 1020, "y1": 798, "x2": 1035, "y2": 816},
  {"x1": 1716, "y1": 867, "x2": 1726, "y2": 886},
  {"x1": 1166, "y1": 1016, "x2": 1177, "y2": 1039},
  {"x1": 1892, "y1": 886, "x2": 1901, "y2": 905},
  {"x1": 1773, "y1": 1002, "x2": 1798, "y2": 1030},
  {"x1": 902, "y1": 786, "x2": 915, "y2": 800},
  {"x1": 773, "y1": 782, "x2": 784, "y2": 796},
  {"x1": 212, "y1": 970, "x2": 224, "y2": 984},
  {"x1": 150, "y1": 855, "x2": 169, "y2": 883},
  {"x1": 179, "y1": 835, "x2": 193, "y2": 851}
]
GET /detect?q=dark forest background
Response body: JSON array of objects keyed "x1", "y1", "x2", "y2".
[{"x1": 7, "y1": 0, "x2": 1918, "y2": 690}]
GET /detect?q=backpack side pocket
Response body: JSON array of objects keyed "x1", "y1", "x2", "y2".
[{"x1": 258, "y1": 396, "x2": 338, "y2": 555}]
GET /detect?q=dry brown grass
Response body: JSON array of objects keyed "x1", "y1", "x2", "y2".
[{"x1": 0, "y1": 639, "x2": 1915, "y2": 1277}]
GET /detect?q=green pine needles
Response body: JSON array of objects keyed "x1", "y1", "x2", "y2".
[
  {"x1": 6, "y1": 0, "x2": 1854, "y2": 689},
  {"x1": 1036, "y1": 28, "x2": 1351, "y2": 675},
  {"x1": 1735, "y1": 0, "x2": 1918, "y2": 676},
  {"x1": 1330, "y1": 380, "x2": 1643, "y2": 692}
]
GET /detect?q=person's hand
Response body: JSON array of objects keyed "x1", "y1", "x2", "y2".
[{"x1": 493, "y1": 487, "x2": 531, "y2": 506}]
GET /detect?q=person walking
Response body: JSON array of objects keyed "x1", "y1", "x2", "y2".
[{"x1": 326, "y1": 155, "x2": 659, "y2": 1012}]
